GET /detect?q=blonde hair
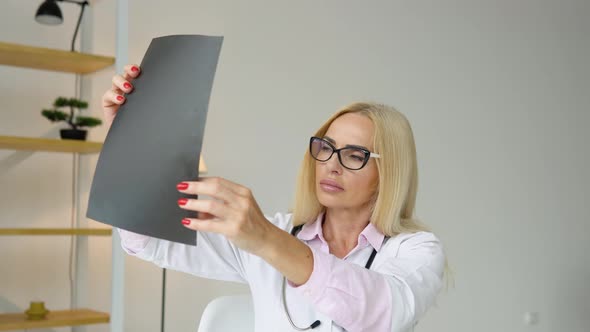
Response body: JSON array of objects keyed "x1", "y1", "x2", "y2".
[
  {"x1": 291, "y1": 102, "x2": 453, "y2": 286},
  {"x1": 292, "y1": 101, "x2": 427, "y2": 234}
]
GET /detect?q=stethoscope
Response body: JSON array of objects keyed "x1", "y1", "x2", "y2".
[{"x1": 281, "y1": 224, "x2": 379, "y2": 330}]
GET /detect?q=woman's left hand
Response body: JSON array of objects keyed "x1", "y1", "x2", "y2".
[{"x1": 176, "y1": 177, "x2": 275, "y2": 256}]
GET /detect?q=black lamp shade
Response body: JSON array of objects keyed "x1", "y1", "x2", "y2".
[{"x1": 35, "y1": 0, "x2": 63, "y2": 25}]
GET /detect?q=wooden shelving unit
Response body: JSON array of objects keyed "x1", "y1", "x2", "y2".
[
  {"x1": 0, "y1": 42, "x2": 115, "y2": 74},
  {"x1": 0, "y1": 309, "x2": 109, "y2": 331},
  {"x1": 0, "y1": 136, "x2": 102, "y2": 154},
  {"x1": 0, "y1": 228, "x2": 112, "y2": 236},
  {"x1": 0, "y1": 136, "x2": 108, "y2": 238},
  {"x1": 1, "y1": 14, "x2": 121, "y2": 329}
]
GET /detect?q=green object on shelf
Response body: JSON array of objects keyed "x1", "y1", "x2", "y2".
[
  {"x1": 41, "y1": 97, "x2": 102, "y2": 134},
  {"x1": 25, "y1": 301, "x2": 49, "y2": 320}
]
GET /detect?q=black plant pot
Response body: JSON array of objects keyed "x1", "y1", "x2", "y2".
[{"x1": 60, "y1": 129, "x2": 87, "y2": 141}]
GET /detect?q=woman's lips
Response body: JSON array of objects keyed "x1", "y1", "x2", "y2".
[{"x1": 319, "y1": 179, "x2": 344, "y2": 193}]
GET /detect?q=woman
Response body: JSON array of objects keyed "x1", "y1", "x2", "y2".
[{"x1": 102, "y1": 64, "x2": 448, "y2": 332}]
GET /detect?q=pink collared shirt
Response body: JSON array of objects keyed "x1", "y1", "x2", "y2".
[
  {"x1": 288, "y1": 213, "x2": 390, "y2": 330},
  {"x1": 119, "y1": 212, "x2": 445, "y2": 332}
]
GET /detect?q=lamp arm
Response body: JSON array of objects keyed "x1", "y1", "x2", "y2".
[{"x1": 55, "y1": 0, "x2": 89, "y2": 52}]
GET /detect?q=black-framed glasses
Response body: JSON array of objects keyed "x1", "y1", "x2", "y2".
[{"x1": 309, "y1": 136, "x2": 381, "y2": 170}]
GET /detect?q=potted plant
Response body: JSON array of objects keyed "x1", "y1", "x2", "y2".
[{"x1": 41, "y1": 97, "x2": 102, "y2": 140}]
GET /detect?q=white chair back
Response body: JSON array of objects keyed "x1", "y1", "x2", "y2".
[{"x1": 197, "y1": 294, "x2": 254, "y2": 332}]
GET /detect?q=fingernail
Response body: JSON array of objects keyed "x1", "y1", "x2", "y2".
[
  {"x1": 131, "y1": 66, "x2": 139, "y2": 72},
  {"x1": 182, "y1": 218, "x2": 191, "y2": 225},
  {"x1": 123, "y1": 82, "x2": 132, "y2": 90},
  {"x1": 178, "y1": 198, "x2": 188, "y2": 206},
  {"x1": 116, "y1": 95, "x2": 124, "y2": 101},
  {"x1": 177, "y1": 182, "x2": 189, "y2": 190}
]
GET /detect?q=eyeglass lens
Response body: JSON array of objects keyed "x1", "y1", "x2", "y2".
[{"x1": 310, "y1": 138, "x2": 368, "y2": 170}]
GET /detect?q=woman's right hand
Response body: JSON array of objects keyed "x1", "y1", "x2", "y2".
[{"x1": 101, "y1": 64, "x2": 141, "y2": 130}]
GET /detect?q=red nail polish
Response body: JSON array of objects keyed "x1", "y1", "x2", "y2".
[
  {"x1": 131, "y1": 66, "x2": 139, "y2": 72},
  {"x1": 182, "y1": 218, "x2": 191, "y2": 225},
  {"x1": 124, "y1": 82, "x2": 132, "y2": 89},
  {"x1": 116, "y1": 95, "x2": 124, "y2": 101},
  {"x1": 177, "y1": 182, "x2": 189, "y2": 190},
  {"x1": 178, "y1": 198, "x2": 188, "y2": 206}
]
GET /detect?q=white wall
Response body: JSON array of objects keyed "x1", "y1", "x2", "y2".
[{"x1": 1, "y1": 0, "x2": 589, "y2": 332}]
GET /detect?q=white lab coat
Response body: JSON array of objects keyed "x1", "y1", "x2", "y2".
[{"x1": 121, "y1": 212, "x2": 445, "y2": 332}]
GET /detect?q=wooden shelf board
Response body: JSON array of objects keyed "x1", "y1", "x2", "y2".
[
  {"x1": 0, "y1": 228, "x2": 112, "y2": 236},
  {"x1": 0, "y1": 309, "x2": 109, "y2": 331},
  {"x1": 0, "y1": 136, "x2": 102, "y2": 154},
  {"x1": 0, "y1": 41, "x2": 115, "y2": 74}
]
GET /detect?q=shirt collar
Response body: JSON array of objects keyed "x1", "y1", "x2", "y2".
[
  {"x1": 296, "y1": 212, "x2": 386, "y2": 251},
  {"x1": 361, "y1": 222, "x2": 386, "y2": 251},
  {"x1": 296, "y1": 213, "x2": 325, "y2": 241}
]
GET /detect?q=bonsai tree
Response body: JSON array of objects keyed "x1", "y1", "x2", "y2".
[{"x1": 42, "y1": 97, "x2": 102, "y2": 131}]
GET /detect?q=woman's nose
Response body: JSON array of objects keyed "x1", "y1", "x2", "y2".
[{"x1": 325, "y1": 153, "x2": 343, "y2": 174}]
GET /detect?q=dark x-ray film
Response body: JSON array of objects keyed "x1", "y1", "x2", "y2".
[{"x1": 87, "y1": 35, "x2": 223, "y2": 245}]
